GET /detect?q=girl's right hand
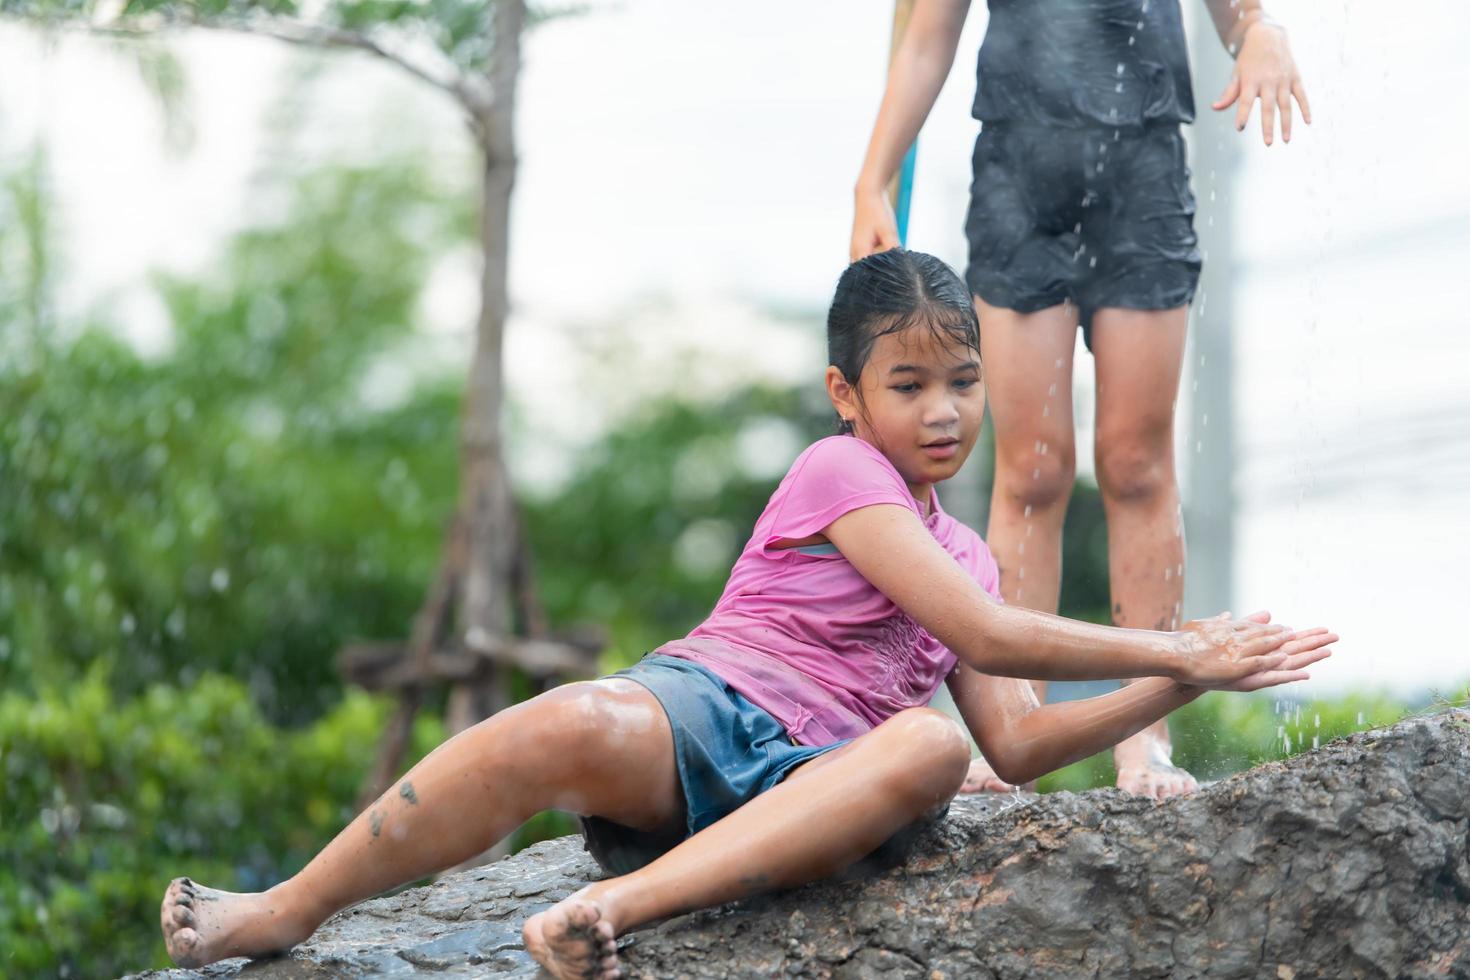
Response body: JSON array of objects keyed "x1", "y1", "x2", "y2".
[
  {"x1": 1169, "y1": 612, "x2": 1295, "y2": 687},
  {"x1": 850, "y1": 187, "x2": 901, "y2": 262}
]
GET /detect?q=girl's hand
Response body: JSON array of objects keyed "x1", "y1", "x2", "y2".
[
  {"x1": 1169, "y1": 611, "x2": 1293, "y2": 687},
  {"x1": 1175, "y1": 611, "x2": 1336, "y2": 691},
  {"x1": 1212, "y1": 617, "x2": 1336, "y2": 692},
  {"x1": 850, "y1": 187, "x2": 901, "y2": 262},
  {"x1": 1212, "y1": 20, "x2": 1311, "y2": 146}
]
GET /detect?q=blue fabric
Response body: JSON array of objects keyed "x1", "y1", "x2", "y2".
[{"x1": 577, "y1": 655, "x2": 849, "y2": 875}]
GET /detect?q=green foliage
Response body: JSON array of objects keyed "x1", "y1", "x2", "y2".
[
  {"x1": 0, "y1": 158, "x2": 467, "y2": 722},
  {"x1": 0, "y1": 669, "x2": 443, "y2": 978},
  {"x1": 0, "y1": 0, "x2": 528, "y2": 77},
  {"x1": 1036, "y1": 689, "x2": 1417, "y2": 793}
]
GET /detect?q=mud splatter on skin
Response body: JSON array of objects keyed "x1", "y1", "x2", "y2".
[
  {"x1": 369, "y1": 810, "x2": 383, "y2": 838},
  {"x1": 399, "y1": 781, "x2": 418, "y2": 805}
]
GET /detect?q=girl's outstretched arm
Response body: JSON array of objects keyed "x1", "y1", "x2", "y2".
[
  {"x1": 851, "y1": 0, "x2": 972, "y2": 261},
  {"x1": 824, "y1": 503, "x2": 1302, "y2": 687},
  {"x1": 945, "y1": 616, "x2": 1334, "y2": 786}
]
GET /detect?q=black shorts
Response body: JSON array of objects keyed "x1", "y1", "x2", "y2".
[{"x1": 964, "y1": 122, "x2": 1202, "y2": 347}]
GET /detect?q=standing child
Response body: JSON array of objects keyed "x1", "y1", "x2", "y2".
[
  {"x1": 851, "y1": 0, "x2": 1311, "y2": 798},
  {"x1": 157, "y1": 250, "x2": 1333, "y2": 980}
]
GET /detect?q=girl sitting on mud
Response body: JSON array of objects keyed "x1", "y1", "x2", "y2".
[{"x1": 160, "y1": 249, "x2": 1334, "y2": 979}]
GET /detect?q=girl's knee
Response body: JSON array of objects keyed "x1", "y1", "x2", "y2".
[
  {"x1": 510, "y1": 681, "x2": 664, "y2": 766},
  {"x1": 884, "y1": 709, "x2": 971, "y2": 803},
  {"x1": 994, "y1": 440, "x2": 1076, "y2": 513},
  {"x1": 1094, "y1": 434, "x2": 1177, "y2": 504}
]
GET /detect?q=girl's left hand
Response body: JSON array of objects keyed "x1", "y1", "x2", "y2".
[
  {"x1": 1212, "y1": 612, "x2": 1336, "y2": 692},
  {"x1": 1212, "y1": 20, "x2": 1311, "y2": 146}
]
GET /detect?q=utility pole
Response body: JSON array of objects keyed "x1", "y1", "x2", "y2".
[{"x1": 1183, "y1": 13, "x2": 1238, "y2": 618}]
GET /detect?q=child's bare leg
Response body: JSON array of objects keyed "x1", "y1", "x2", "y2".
[
  {"x1": 1091, "y1": 305, "x2": 1195, "y2": 799},
  {"x1": 160, "y1": 679, "x2": 682, "y2": 970},
  {"x1": 973, "y1": 297, "x2": 1079, "y2": 789},
  {"x1": 524, "y1": 707, "x2": 970, "y2": 950}
]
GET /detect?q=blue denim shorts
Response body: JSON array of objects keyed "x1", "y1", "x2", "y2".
[{"x1": 577, "y1": 655, "x2": 849, "y2": 876}]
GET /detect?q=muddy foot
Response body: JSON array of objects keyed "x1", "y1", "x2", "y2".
[
  {"x1": 160, "y1": 877, "x2": 312, "y2": 968},
  {"x1": 523, "y1": 898, "x2": 620, "y2": 980}
]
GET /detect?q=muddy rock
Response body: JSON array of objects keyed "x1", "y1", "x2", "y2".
[{"x1": 125, "y1": 711, "x2": 1470, "y2": 979}]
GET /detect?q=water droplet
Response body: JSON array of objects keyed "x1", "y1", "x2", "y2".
[
  {"x1": 1195, "y1": 441, "x2": 1202, "y2": 453},
  {"x1": 1312, "y1": 736, "x2": 1319, "y2": 750},
  {"x1": 121, "y1": 613, "x2": 136, "y2": 635},
  {"x1": 1047, "y1": 382, "x2": 1058, "y2": 397},
  {"x1": 1314, "y1": 714, "x2": 1320, "y2": 728},
  {"x1": 1202, "y1": 413, "x2": 1209, "y2": 427},
  {"x1": 1164, "y1": 567, "x2": 1172, "y2": 581},
  {"x1": 1042, "y1": 404, "x2": 1050, "y2": 418},
  {"x1": 1039, "y1": 442, "x2": 1049, "y2": 455},
  {"x1": 1018, "y1": 542, "x2": 1026, "y2": 555},
  {"x1": 1356, "y1": 711, "x2": 1364, "y2": 726},
  {"x1": 1128, "y1": 35, "x2": 1135, "y2": 45},
  {"x1": 1115, "y1": 82, "x2": 1124, "y2": 93},
  {"x1": 211, "y1": 568, "x2": 231, "y2": 592},
  {"x1": 1018, "y1": 567, "x2": 1026, "y2": 580},
  {"x1": 1023, "y1": 505, "x2": 1033, "y2": 518},
  {"x1": 1032, "y1": 468, "x2": 1041, "y2": 480},
  {"x1": 1116, "y1": 63, "x2": 1126, "y2": 76},
  {"x1": 1089, "y1": 256, "x2": 1098, "y2": 267}
]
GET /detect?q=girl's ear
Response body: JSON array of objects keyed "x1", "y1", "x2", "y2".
[{"x1": 825, "y1": 365, "x2": 860, "y2": 426}]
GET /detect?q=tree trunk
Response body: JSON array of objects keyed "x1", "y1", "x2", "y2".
[
  {"x1": 129, "y1": 711, "x2": 1470, "y2": 979},
  {"x1": 445, "y1": 0, "x2": 526, "y2": 736}
]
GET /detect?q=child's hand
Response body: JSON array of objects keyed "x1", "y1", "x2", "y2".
[
  {"x1": 1169, "y1": 611, "x2": 1293, "y2": 687},
  {"x1": 850, "y1": 188, "x2": 900, "y2": 262},
  {"x1": 1211, "y1": 612, "x2": 1336, "y2": 692},
  {"x1": 1174, "y1": 611, "x2": 1336, "y2": 691},
  {"x1": 1212, "y1": 20, "x2": 1311, "y2": 146}
]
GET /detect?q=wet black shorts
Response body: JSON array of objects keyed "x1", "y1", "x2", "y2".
[{"x1": 964, "y1": 122, "x2": 1202, "y2": 347}]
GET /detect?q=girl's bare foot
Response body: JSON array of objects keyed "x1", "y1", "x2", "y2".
[
  {"x1": 959, "y1": 756, "x2": 1016, "y2": 794},
  {"x1": 522, "y1": 897, "x2": 621, "y2": 980},
  {"x1": 160, "y1": 877, "x2": 315, "y2": 968}
]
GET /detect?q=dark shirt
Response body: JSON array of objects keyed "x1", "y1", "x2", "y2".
[{"x1": 972, "y1": 0, "x2": 1195, "y2": 128}]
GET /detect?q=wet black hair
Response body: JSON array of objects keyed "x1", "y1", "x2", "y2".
[{"x1": 826, "y1": 249, "x2": 980, "y2": 434}]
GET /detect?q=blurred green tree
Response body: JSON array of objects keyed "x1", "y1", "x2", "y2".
[
  {"x1": 0, "y1": 0, "x2": 582, "y2": 792},
  {"x1": 0, "y1": 152, "x2": 467, "y2": 722}
]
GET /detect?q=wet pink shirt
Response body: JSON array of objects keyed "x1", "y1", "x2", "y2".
[{"x1": 656, "y1": 435, "x2": 1002, "y2": 746}]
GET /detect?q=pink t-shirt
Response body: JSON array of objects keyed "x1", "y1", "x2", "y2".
[{"x1": 656, "y1": 435, "x2": 1002, "y2": 746}]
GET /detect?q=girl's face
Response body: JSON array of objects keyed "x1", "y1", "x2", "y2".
[{"x1": 826, "y1": 322, "x2": 985, "y2": 504}]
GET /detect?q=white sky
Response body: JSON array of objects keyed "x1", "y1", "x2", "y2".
[{"x1": 2, "y1": 0, "x2": 1467, "y2": 696}]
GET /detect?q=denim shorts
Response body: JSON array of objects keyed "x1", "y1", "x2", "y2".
[
  {"x1": 964, "y1": 122, "x2": 1202, "y2": 347},
  {"x1": 577, "y1": 655, "x2": 849, "y2": 876}
]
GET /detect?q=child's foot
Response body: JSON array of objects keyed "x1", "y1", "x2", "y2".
[
  {"x1": 160, "y1": 877, "x2": 313, "y2": 968},
  {"x1": 959, "y1": 757, "x2": 1016, "y2": 794},
  {"x1": 522, "y1": 897, "x2": 621, "y2": 980}
]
